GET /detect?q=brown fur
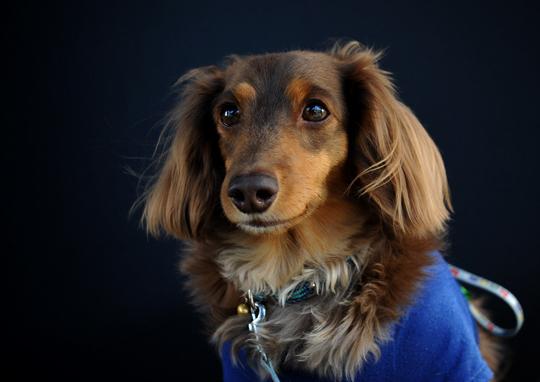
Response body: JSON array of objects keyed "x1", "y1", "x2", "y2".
[
  {"x1": 137, "y1": 41, "x2": 501, "y2": 380},
  {"x1": 471, "y1": 298, "x2": 508, "y2": 382}
]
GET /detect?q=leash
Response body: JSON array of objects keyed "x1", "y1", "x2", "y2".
[
  {"x1": 449, "y1": 264, "x2": 524, "y2": 337},
  {"x1": 246, "y1": 290, "x2": 281, "y2": 382}
]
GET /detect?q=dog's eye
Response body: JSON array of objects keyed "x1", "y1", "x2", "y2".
[
  {"x1": 220, "y1": 105, "x2": 241, "y2": 127},
  {"x1": 302, "y1": 102, "x2": 329, "y2": 122}
]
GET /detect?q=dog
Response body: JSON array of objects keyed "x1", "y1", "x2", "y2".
[{"x1": 138, "y1": 41, "x2": 502, "y2": 381}]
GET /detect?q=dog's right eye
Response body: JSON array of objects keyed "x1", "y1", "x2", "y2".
[
  {"x1": 220, "y1": 105, "x2": 241, "y2": 127},
  {"x1": 302, "y1": 102, "x2": 329, "y2": 122}
]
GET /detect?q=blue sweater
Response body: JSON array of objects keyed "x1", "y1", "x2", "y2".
[{"x1": 222, "y1": 252, "x2": 493, "y2": 381}]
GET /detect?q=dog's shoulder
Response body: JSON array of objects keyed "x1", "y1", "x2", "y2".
[{"x1": 389, "y1": 252, "x2": 493, "y2": 381}]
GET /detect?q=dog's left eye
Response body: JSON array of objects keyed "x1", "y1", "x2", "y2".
[
  {"x1": 220, "y1": 105, "x2": 241, "y2": 127},
  {"x1": 302, "y1": 102, "x2": 329, "y2": 122}
]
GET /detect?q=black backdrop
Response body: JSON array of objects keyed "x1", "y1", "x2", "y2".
[{"x1": 6, "y1": 1, "x2": 540, "y2": 381}]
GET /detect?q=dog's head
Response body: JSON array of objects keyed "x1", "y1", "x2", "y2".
[{"x1": 141, "y1": 41, "x2": 450, "y2": 241}]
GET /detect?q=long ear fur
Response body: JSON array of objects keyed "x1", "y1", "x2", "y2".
[
  {"x1": 139, "y1": 66, "x2": 225, "y2": 241},
  {"x1": 334, "y1": 42, "x2": 451, "y2": 238}
]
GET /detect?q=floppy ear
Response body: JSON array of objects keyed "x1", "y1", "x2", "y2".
[
  {"x1": 334, "y1": 42, "x2": 451, "y2": 238},
  {"x1": 140, "y1": 66, "x2": 225, "y2": 241}
]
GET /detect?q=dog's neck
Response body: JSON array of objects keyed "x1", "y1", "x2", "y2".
[{"x1": 217, "y1": 193, "x2": 368, "y2": 294}]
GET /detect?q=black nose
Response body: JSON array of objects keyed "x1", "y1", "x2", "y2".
[{"x1": 227, "y1": 173, "x2": 279, "y2": 214}]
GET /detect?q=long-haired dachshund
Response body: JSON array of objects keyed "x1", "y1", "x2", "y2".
[{"x1": 139, "y1": 41, "x2": 502, "y2": 381}]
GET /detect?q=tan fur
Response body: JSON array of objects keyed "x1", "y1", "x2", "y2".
[
  {"x1": 232, "y1": 82, "x2": 257, "y2": 104},
  {"x1": 285, "y1": 79, "x2": 314, "y2": 110},
  {"x1": 137, "y1": 41, "x2": 500, "y2": 380}
]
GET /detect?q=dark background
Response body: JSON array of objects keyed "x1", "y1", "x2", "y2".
[{"x1": 6, "y1": 1, "x2": 539, "y2": 381}]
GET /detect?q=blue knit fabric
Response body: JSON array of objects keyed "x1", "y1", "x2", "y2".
[{"x1": 221, "y1": 252, "x2": 493, "y2": 381}]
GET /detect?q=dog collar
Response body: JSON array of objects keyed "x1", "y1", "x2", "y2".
[
  {"x1": 237, "y1": 281, "x2": 317, "y2": 315},
  {"x1": 256, "y1": 281, "x2": 317, "y2": 304},
  {"x1": 237, "y1": 256, "x2": 354, "y2": 315}
]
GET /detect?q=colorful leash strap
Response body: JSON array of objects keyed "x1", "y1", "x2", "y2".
[{"x1": 449, "y1": 264, "x2": 524, "y2": 337}]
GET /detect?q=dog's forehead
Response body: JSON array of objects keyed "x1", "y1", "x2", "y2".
[{"x1": 224, "y1": 52, "x2": 342, "y2": 101}]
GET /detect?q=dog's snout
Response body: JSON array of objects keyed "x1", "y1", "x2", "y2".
[{"x1": 227, "y1": 173, "x2": 279, "y2": 214}]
